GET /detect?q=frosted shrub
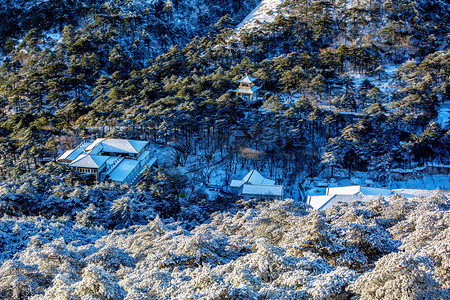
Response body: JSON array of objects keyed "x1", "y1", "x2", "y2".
[
  {"x1": 380, "y1": 194, "x2": 416, "y2": 226},
  {"x1": 17, "y1": 237, "x2": 82, "y2": 278},
  {"x1": 417, "y1": 227, "x2": 450, "y2": 288},
  {"x1": 41, "y1": 274, "x2": 76, "y2": 300},
  {"x1": 75, "y1": 204, "x2": 101, "y2": 229},
  {"x1": 173, "y1": 226, "x2": 229, "y2": 267},
  {"x1": 0, "y1": 260, "x2": 46, "y2": 299},
  {"x1": 126, "y1": 215, "x2": 169, "y2": 251},
  {"x1": 349, "y1": 252, "x2": 447, "y2": 300},
  {"x1": 307, "y1": 266, "x2": 357, "y2": 300},
  {"x1": 73, "y1": 264, "x2": 126, "y2": 300},
  {"x1": 110, "y1": 195, "x2": 138, "y2": 228},
  {"x1": 280, "y1": 211, "x2": 340, "y2": 258},
  {"x1": 84, "y1": 246, "x2": 135, "y2": 273}
]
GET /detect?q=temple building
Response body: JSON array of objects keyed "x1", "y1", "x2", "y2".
[
  {"x1": 57, "y1": 138, "x2": 156, "y2": 185},
  {"x1": 233, "y1": 74, "x2": 261, "y2": 101},
  {"x1": 230, "y1": 170, "x2": 283, "y2": 201}
]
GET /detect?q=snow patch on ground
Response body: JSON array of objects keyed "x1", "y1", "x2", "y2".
[
  {"x1": 390, "y1": 175, "x2": 450, "y2": 190},
  {"x1": 344, "y1": 0, "x2": 372, "y2": 9},
  {"x1": 346, "y1": 64, "x2": 399, "y2": 101},
  {"x1": 437, "y1": 101, "x2": 450, "y2": 129},
  {"x1": 377, "y1": 65, "x2": 399, "y2": 98},
  {"x1": 45, "y1": 32, "x2": 62, "y2": 42},
  {"x1": 236, "y1": 0, "x2": 284, "y2": 31}
]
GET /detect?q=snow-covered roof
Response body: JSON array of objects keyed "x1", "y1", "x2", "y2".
[
  {"x1": 310, "y1": 187, "x2": 450, "y2": 210},
  {"x1": 230, "y1": 180, "x2": 245, "y2": 188},
  {"x1": 85, "y1": 138, "x2": 148, "y2": 155},
  {"x1": 84, "y1": 138, "x2": 105, "y2": 152},
  {"x1": 57, "y1": 149, "x2": 83, "y2": 161},
  {"x1": 107, "y1": 159, "x2": 139, "y2": 183},
  {"x1": 308, "y1": 194, "x2": 379, "y2": 210},
  {"x1": 327, "y1": 186, "x2": 392, "y2": 196},
  {"x1": 241, "y1": 184, "x2": 283, "y2": 197},
  {"x1": 76, "y1": 141, "x2": 91, "y2": 151},
  {"x1": 238, "y1": 75, "x2": 257, "y2": 83},
  {"x1": 102, "y1": 139, "x2": 148, "y2": 154},
  {"x1": 89, "y1": 145, "x2": 103, "y2": 155},
  {"x1": 234, "y1": 86, "x2": 261, "y2": 94},
  {"x1": 242, "y1": 170, "x2": 275, "y2": 185},
  {"x1": 360, "y1": 187, "x2": 392, "y2": 196},
  {"x1": 393, "y1": 189, "x2": 439, "y2": 199},
  {"x1": 106, "y1": 157, "x2": 118, "y2": 165},
  {"x1": 105, "y1": 152, "x2": 155, "y2": 184},
  {"x1": 243, "y1": 170, "x2": 264, "y2": 184},
  {"x1": 69, "y1": 154, "x2": 109, "y2": 169},
  {"x1": 309, "y1": 185, "x2": 393, "y2": 210},
  {"x1": 57, "y1": 149, "x2": 73, "y2": 160},
  {"x1": 146, "y1": 157, "x2": 157, "y2": 167},
  {"x1": 308, "y1": 195, "x2": 335, "y2": 210}
]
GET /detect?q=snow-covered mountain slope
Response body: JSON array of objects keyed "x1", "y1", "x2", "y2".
[
  {"x1": 234, "y1": 0, "x2": 375, "y2": 33},
  {"x1": 236, "y1": 0, "x2": 284, "y2": 32}
]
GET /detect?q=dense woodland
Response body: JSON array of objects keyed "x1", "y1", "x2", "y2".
[
  {"x1": 0, "y1": 0, "x2": 449, "y2": 182},
  {"x1": 0, "y1": 0, "x2": 450, "y2": 298}
]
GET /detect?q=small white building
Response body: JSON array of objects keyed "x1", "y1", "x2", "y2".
[
  {"x1": 307, "y1": 185, "x2": 448, "y2": 210},
  {"x1": 230, "y1": 170, "x2": 283, "y2": 201},
  {"x1": 57, "y1": 138, "x2": 156, "y2": 185},
  {"x1": 308, "y1": 186, "x2": 393, "y2": 210}
]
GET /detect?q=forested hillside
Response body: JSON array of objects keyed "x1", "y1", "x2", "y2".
[
  {"x1": 0, "y1": 0, "x2": 450, "y2": 298},
  {"x1": 0, "y1": 0, "x2": 449, "y2": 187}
]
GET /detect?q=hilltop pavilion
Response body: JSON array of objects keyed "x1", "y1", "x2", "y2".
[{"x1": 233, "y1": 74, "x2": 261, "y2": 101}]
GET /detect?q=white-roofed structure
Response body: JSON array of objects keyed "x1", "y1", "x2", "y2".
[
  {"x1": 308, "y1": 194, "x2": 381, "y2": 210},
  {"x1": 230, "y1": 180, "x2": 245, "y2": 188},
  {"x1": 69, "y1": 154, "x2": 109, "y2": 169},
  {"x1": 242, "y1": 169, "x2": 276, "y2": 185},
  {"x1": 84, "y1": 138, "x2": 148, "y2": 158},
  {"x1": 57, "y1": 149, "x2": 84, "y2": 165},
  {"x1": 106, "y1": 159, "x2": 139, "y2": 184},
  {"x1": 233, "y1": 74, "x2": 261, "y2": 100},
  {"x1": 307, "y1": 185, "x2": 447, "y2": 211},
  {"x1": 68, "y1": 154, "x2": 109, "y2": 181},
  {"x1": 84, "y1": 138, "x2": 105, "y2": 153},
  {"x1": 241, "y1": 184, "x2": 283, "y2": 200},
  {"x1": 326, "y1": 186, "x2": 393, "y2": 197},
  {"x1": 308, "y1": 185, "x2": 393, "y2": 210},
  {"x1": 233, "y1": 86, "x2": 261, "y2": 95},
  {"x1": 308, "y1": 195, "x2": 335, "y2": 210},
  {"x1": 230, "y1": 170, "x2": 283, "y2": 201},
  {"x1": 392, "y1": 188, "x2": 440, "y2": 198},
  {"x1": 57, "y1": 138, "x2": 156, "y2": 185}
]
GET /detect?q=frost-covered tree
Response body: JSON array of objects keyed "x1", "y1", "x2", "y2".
[
  {"x1": 0, "y1": 260, "x2": 46, "y2": 299},
  {"x1": 109, "y1": 195, "x2": 139, "y2": 229},
  {"x1": 349, "y1": 252, "x2": 447, "y2": 300},
  {"x1": 73, "y1": 264, "x2": 126, "y2": 300}
]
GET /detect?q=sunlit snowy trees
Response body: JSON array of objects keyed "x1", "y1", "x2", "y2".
[
  {"x1": 349, "y1": 252, "x2": 445, "y2": 300},
  {"x1": 1, "y1": 193, "x2": 448, "y2": 299}
]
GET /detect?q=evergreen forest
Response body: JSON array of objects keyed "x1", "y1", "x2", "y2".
[{"x1": 0, "y1": 0, "x2": 449, "y2": 298}]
